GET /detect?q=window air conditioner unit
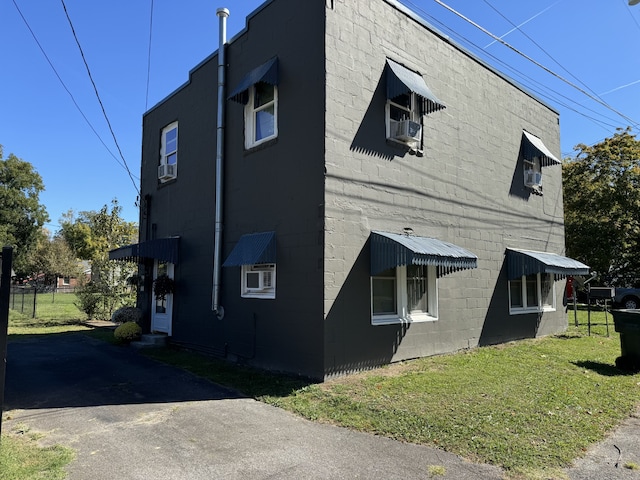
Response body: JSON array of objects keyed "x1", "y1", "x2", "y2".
[
  {"x1": 524, "y1": 170, "x2": 542, "y2": 188},
  {"x1": 393, "y1": 120, "x2": 422, "y2": 143},
  {"x1": 158, "y1": 163, "x2": 177, "y2": 180},
  {"x1": 245, "y1": 265, "x2": 274, "y2": 292}
]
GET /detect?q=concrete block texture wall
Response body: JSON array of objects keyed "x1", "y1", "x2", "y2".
[
  {"x1": 141, "y1": 0, "x2": 328, "y2": 379},
  {"x1": 323, "y1": 0, "x2": 566, "y2": 377}
]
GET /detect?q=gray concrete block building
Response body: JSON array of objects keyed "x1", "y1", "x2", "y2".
[{"x1": 111, "y1": 0, "x2": 589, "y2": 380}]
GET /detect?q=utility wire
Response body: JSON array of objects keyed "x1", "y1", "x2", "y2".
[
  {"x1": 403, "y1": 1, "x2": 624, "y2": 132},
  {"x1": 483, "y1": 1, "x2": 559, "y2": 50},
  {"x1": 145, "y1": 0, "x2": 154, "y2": 111},
  {"x1": 624, "y1": 0, "x2": 640, "y2": 33},
  {"x1": 10, "y1": 0, "x2": 136, "y2": 180},
  {"x1": 432, "y1": 0, "x2": 640, "y2": 128},
  {"x1": 60, "y1": 0, "x2": 140, "y2": 196},
  {"x1": 481, "y1": 0, "x2": 604, "y2": 102}
]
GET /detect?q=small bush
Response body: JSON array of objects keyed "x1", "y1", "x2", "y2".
[
  {"x1": 114, "y1": 322, "x2": 142, "y2": 343},
  {"x1": 75, "y1": 285, "x2": 101, "y2": 320},
  {"x1": 111, "y1": 306, "x2": 142, "y2": 324}
]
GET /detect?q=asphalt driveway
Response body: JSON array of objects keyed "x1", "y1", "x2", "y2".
[{"x1": 3, "y1": 333, "x2": 639, "y2": 479}]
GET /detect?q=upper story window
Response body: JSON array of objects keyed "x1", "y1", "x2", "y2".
[
  {"x1": 372, "y1": 264, "x2": 438, "y2": 324},
  {"x1": 385, "y1": 59, "x2": 446, "y2": 154},
  {"x1": 521, "y1": 131, "x2": 561, "y2": 194},
  {"x1": 246, "y1": 82, "x2": 278, "y2": 148},
  {"x1": 158, "y1": 122, "x2": 178, "y2": 182},
  {"x1": 523, "y1": 156, "x2": 542, "y2": 189},
  {"x1": 386, "y1": 92, "x2": 422, "y2": 148},
  {"x1": 227, "y1": 57, "x2": 279, "y2": 151}
]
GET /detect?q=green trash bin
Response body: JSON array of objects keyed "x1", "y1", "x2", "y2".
[{"x1": 612, "y1": 309, "x2": 640, "y2": 371}]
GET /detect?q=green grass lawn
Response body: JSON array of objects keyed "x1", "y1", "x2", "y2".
[
  {"x1": 144, "y1": 309, "x2": 640, "y2": 479},
  {"x1": 0, "y1": 431, "x2": 74, "y2": 480},
  {"x1": 8, "y1": 292, "x2": 89, "y2": 336},
  {"x1": 3, "y1": 301, "x2": 640, "y2": 479},
  {"x1": 2, "y1": 292, "x2": 87, "y2": 478}
]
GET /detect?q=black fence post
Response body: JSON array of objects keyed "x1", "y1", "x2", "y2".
[{"x1": 0, "y1": 246, "x2": 14, "y2": 440}]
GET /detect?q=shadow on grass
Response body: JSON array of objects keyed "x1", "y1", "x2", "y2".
[
  {"x1": 141, "y1": 346, "x2": 315, "y2": 399},
  {"x1": 572, "y1": 360, "x2": 636, "y2": 377}
]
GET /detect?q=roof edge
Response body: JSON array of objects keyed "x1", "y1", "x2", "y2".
[{"x1": 383, "y1": 0, "x2": 559, "y2": 116}]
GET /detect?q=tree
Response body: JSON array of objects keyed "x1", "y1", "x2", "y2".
[
  {"x1": 563, "y1": 128, "x2": 640, "y2": 286},
  {"x1": 0, "y1": 146, "x2": 49, "y2": 277},
  {"x1": 60, "y1": 200, "x2": 138, "y2": 319},
  {"x1": 23, "y1": 229, "x2": 82, "y2": 289},
  {"x1": 59, "y1": 199, "x2": 137, "y2": 263}
]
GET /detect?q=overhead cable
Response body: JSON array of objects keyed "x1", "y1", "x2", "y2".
[
  {"x1": 433, "y1": 0, "x2": 640, "y2": 128},
  {"x1": 10, "y1": 0, "x2": 137, "y2": 180},
  {"x1": 60, "y1": 0, "x2": 140, "y2": 196}
]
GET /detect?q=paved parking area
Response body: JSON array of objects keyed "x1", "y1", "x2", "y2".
[
  {"x1": 4, "y1": 334, "x2": 504, "y2": 479},
  {"x1": 3, "y1": 333, "x2": 639, "y2": 479}
]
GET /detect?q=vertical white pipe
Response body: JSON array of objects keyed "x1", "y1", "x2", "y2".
[{"x1": 212, "y1": 7, "x2": 229, "y2": 319}]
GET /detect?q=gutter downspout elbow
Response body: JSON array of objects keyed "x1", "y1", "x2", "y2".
[{"x1": 212, "y1": 7, "x2": 229, "y2": 320}]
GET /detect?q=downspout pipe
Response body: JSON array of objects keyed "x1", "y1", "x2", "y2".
[{"x1": 212, "y1": 7, "x2": 229, "y2": 319}]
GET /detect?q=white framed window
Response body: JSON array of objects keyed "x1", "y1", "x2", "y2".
[
  {"x1": 245, "y1": 83, "x2": 278, "y2": 149},
  {"x1": 159, "y1": 122, "x2": 178, "y2": 182},
  {"x1": 509, "y1": 273, "x2": 556, "y2": 314},
  {"x1": 524, "y1": 155, "x2": 542, "y2": 189},
  {"x1": 385, "y1": 92, "x2": 422, "y2": 148},
  {"x1": 371, "y1": 264, "x2": 437, "y2": 325},
  {"x1": 241, "y1": 263, "x2": 276, "y2": 299}
]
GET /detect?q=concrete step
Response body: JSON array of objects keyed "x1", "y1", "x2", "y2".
[{"x1": 131, "y1": 333, "x2": 168, "y2": 349}]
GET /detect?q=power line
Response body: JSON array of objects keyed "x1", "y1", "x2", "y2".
[
  {"x1": 483, "y1": 1, "x2": 559, "y2": 50},
  {"x1": 10, "y1": 0, "x2": 136, "y2": 180},
  {"x1": 432, "y1": 0, "x2": 640, "y2": 128},
  {"x1": 60, "y1": 0, "x2": 140, "y2": 196},
  {"x1": 481, "y1": 0, "x2": 604, "y2": 102},
  {"x1": 402, "y1": 1, "x2": 624, "y2": 133}
]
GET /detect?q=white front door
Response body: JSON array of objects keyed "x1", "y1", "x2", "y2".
[{"x1": 151, "y1": 261, "x2": 174, "y2": 335}]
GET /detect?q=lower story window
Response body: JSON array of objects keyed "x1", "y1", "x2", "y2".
[
  {"x1": 242, "y1": 263, "x2": 276, "y2": 299},
  {"x1": 509, "y1": 273, "x2": 555, "y2": 314},
  {"x1": 371, "y1": 264, "x2": 437, "y2": 324}
]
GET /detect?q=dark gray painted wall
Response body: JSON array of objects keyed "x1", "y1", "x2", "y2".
[
  {"x1": 140, "y1": 0, "x2": 327, "y2": 378},
  {"x1": 323, "y1": 0, "x2": 566, "y2": 377},
  {"x1": 140, "y1": 0, "x2": 569, "y2": 381}
]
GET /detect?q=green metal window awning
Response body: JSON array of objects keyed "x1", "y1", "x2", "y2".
[
  {"x1": 228, "y1": 57, "x2": 279, "y2": 104},
  {"x1": 371, "y1": 231, "x2": 477, "y2": 277},
  {"x1": 222, "y1": 231, "x2": 276, "y2": 267},
  {"x1": 522, "y1": 131, "x2": 561, "y2": 166},
  {"x1": 386, "y1": 58, "x2": 446, "y2": 114},
  {"x1": 109, "y1": 237, "x2": 180, "y2": 264},
  {"x1": 506, "y1": 248, "x2": 589, "y2": 280}
]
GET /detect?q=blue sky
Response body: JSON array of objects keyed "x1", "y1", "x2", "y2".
[{"x1": 2, "y1": 0, "x2": 639, "y2": 231}]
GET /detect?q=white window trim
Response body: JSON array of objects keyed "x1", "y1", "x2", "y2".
[
  {"x1": 159, "y1": 121, "x2": 178, "y2": 182},
  {"x1": 245, "y1": 83, "x2": 278, "y2": 149},
  {"x1": 508, "y1": 272, "x2": 556, "y2": 315},
  {"x1": 371, "y1": 264, "x2": 438, "y2": 325},
  {"x1": 524, "y1": 156, "x2": 542, "y2": 188},
  {"x1": 241, "y1": 263, "x2": 276, "y2": 299},
  {"x1": 385, "y1": 93, "x2": 422, "y2": 148}
]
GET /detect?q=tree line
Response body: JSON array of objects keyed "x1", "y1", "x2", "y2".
[
  {"x1": 1, "y1": 144, "x2": 137, "y2": 317},
  {"x1": 563, "y1": 127, "x2": 640, "y2": 287}
]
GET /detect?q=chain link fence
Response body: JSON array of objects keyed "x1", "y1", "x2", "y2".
[{"x1": 9, "y1": 286, "x2": 37, "y2": 318}]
